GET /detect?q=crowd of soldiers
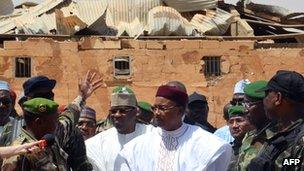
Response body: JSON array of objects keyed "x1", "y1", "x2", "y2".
[{"x1": 0, "y1": 69, "x2": 303, "y2": 171}]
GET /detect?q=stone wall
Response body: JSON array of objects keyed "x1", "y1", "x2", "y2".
[{"x1": 1, "y1": 38, "x2": 304, "y2": 127}]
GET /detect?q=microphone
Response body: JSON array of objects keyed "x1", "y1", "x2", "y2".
[{"x1": 39, "y1": 134, "x2": 55, "y2": 149}]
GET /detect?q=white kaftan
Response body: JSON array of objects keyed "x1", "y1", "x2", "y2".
[
  {"x1": 120, "y1": 123, "x2": 232, "y2": 171},
  {"x1": 86, "y1": 123, "x2": 150, "y2": 171}
]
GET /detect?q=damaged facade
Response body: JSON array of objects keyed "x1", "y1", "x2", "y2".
[
  {"x1": 0, "y1": 0, "x2": 303, "y2": 126},
  {"x1": 1, "y1": 38, "x2": 304, "y2": 127}
]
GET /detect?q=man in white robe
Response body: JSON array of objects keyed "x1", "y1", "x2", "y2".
[
  {"x1": 120, "y1": 84, "x2": 232, "y2": 171},
  {"x1": 85, "y1": 86, "x2": 150, "y2": 171}
]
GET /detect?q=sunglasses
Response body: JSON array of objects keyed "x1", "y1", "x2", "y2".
[{"x1": 109, "y1": 107, "x2": 135, "y2": 114}]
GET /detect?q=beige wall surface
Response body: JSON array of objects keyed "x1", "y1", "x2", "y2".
[{"x1": 1, "y1": 38, "x2": 304, "y2": 127}]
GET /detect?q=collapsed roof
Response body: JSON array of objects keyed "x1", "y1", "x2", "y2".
[
  {"x1": 230, "y1": 0, "x2": 304, "y2": 42},
  {"x1": 0, "y1": 0, "x2": 233, "y2": 36},
  {"x1": 0, "y1": 0, "x2": 303, "y2": 40}
]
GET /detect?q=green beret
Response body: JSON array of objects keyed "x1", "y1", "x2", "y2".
[
  {"x1": 23, "y1": 98, "x2": 59, "y2": 116},
  {"x1": 228, "y1": 105, "x2": 246, "y2": 118},
  {"x1": 138, "y1": 101, "x2": 152, "y2": 112},
  {"x1": 244, "y1": 81, "x2": 268, "y2": 99}
]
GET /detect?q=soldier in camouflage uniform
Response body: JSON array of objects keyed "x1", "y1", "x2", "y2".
[
  {"x1": 227, "y1": 105, "x2": 254, "y2": 171},
  {"x1": 248, "y1": 70, "x2": 304, "y2": 171},
  {"x1": 2, "y1": 98, "x2": 68, "y2": 170},
  {"x1": 19, "y1": 71, "x2": 102, "y2": 171},
  {"x1": 0, "y1": 81, "x2": 14, "y2": 147},
  {"x1": 235, "y1": 81, "x2": 271, "y2": 171},
  {"x1": 0, "y1": 81, "x2": 23, "y2": 147},
  {"x1": 2, "y1": 71, "x2": 102, "y2": 170}
]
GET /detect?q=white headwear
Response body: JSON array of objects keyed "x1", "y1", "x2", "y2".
[{"x1": 233, "y1": 79, "x2": 251, "y2": 94}]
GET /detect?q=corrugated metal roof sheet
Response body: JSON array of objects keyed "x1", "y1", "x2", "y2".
[
  {"x1": 146, "y1": 6, "x2": 196, "y2": 36},
  {"x1": 0, "y1": 0, "x2": 231, "y2": 37},
  {"x1": 163, "y1": 0, "x2": 217, "y2": 12},
  {"x1": 0, "y1": 0, "x2": 64, "y2": 33},
  {"x1": 191, "y1": 8, "x2": 233, "y2": 35},
  {"x1": 107, "y1": 0, "x2": 162, "y2": 25},
  {"x1": 75, "y1": 0, "x2": 108, "y2": 26},
  {"x1": 103, "y1": 0, "x2": 162, "y2": 36}
]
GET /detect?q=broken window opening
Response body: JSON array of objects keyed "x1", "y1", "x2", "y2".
[
  {"x1": 114, "y1": 56, "x2": 131, "y2": 77},
  {"x1": 15, "y1": 57, "x2": 31, "y2": 78},
  {"x1": 203, "y1": 56, "x2": 221, "y2": 77}
]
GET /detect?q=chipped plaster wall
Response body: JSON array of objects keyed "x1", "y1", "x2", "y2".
[{"x1": 1, "y1": 38, "x2": 304, "y2": 127}]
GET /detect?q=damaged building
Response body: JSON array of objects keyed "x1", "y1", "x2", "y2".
[{"x1": 0, "y1": 0, "x2": 303, "y2": 126}]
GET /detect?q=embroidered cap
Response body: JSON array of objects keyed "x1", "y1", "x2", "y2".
[{"x1": 111, "y1": 86, "x2": 137, "y2": 108}]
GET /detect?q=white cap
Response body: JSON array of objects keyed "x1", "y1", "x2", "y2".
[
  {"x1": 0, "y1": 80, "x2": 10, "y2": 91},
  {"x1": 233, "y1": 79, "x2": 251, "y2": 94}
]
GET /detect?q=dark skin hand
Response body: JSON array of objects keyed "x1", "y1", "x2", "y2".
[{"x1": 78, "y1": 70, "x2": 104, "y2": 101}]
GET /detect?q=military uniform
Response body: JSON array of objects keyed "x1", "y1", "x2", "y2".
[
  {"x1": 54, "y1": 97, "x2": 93, "y2": 171},
  {"x1": 247, "y1": 71, "x2": 304, "y2": 171},
  {"x1": 63, "y1": 127, "x2": 91, "y2": 171},
  {"x1": 95, "y1": 117, "x2": 113, "y2": 133},
  {"x1": 236, "y1": 124, "x2": 275, "y2": 171},
  {"x1": 227, "y1": 105, "x2": 247, "y2": 171},
  {"x1": 2, "y1": 128, "x2": 68, "y2": 170},
  {"x1": 2, "y1": 97, "x2": 92, "y2": 170},
  {"x1": 248, "y1": 119, "x2": 304, "y2": 171},
  {"x1": 235, "y1": 80, "x2": 270, "y2": 171},
  {"x1": 0, "y1": 117, "x2": 23, "y2": 146}
]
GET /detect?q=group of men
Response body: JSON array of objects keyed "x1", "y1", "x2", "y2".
[
  {"x1": 0, "y1": 69, "x2": 303, "y2": 171},
  {"x1": 216, "y1": 71, "x2": 304, "y2": 171}
]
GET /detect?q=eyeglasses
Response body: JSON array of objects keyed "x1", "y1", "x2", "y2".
[
  {"x1": 244, "y1": 100, "x2": 262, "y2": 108},
  {"x1": 77, "y1": 120, "x2": 96, "y2": 128},
  {"x1": 151, "y1": 105, "x2": 176, "y2": 112},
  {"x1": 109, "y1": 107, "x2": 135, "y2": 114}
]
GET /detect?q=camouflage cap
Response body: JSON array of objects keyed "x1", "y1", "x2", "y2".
[
  {"x1": 228, "y1": 105, "x2": 246, "y2": 118},
  {"x1": 244, "y1": 81, "x2": 268, "y2": 100},
  {"x1": 23, "y1": 98, "x2": 59, "y2": 116},
  {"x1": 138, "y1": 101, "x2": 152, "y2": 112},
  {"x1": 111, "y1": 86, "x2": 137, "y2": 108}
]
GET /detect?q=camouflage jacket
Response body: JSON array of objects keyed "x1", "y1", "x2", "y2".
[
  {"x1": 0, "y1": 117, "x2": 23, "y2": 167},
  {"x1": 2, "y1": 96, "x2": 92, "y2": 171},
  {"x1": 248, "y1": 119, "x2": 304, "y2": 171},
  {"x1": 236, "y1": 126, "x2": 271, "y2": 171},
  {"x1": 2, "y1": 128, "x2": 68, "y2": 171},
  {"x1": 55, "y1": 96, "x2": 92, "y2": 171},
  {"x1": 228, "y1": 139, "x2": 243, "y2": 171},
  {"x1": 95, "y1": 117, "x2": 113, "y2": 134},
  {"x1": 0, "y1": 117, "x2": 23, "y2": 146}
]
